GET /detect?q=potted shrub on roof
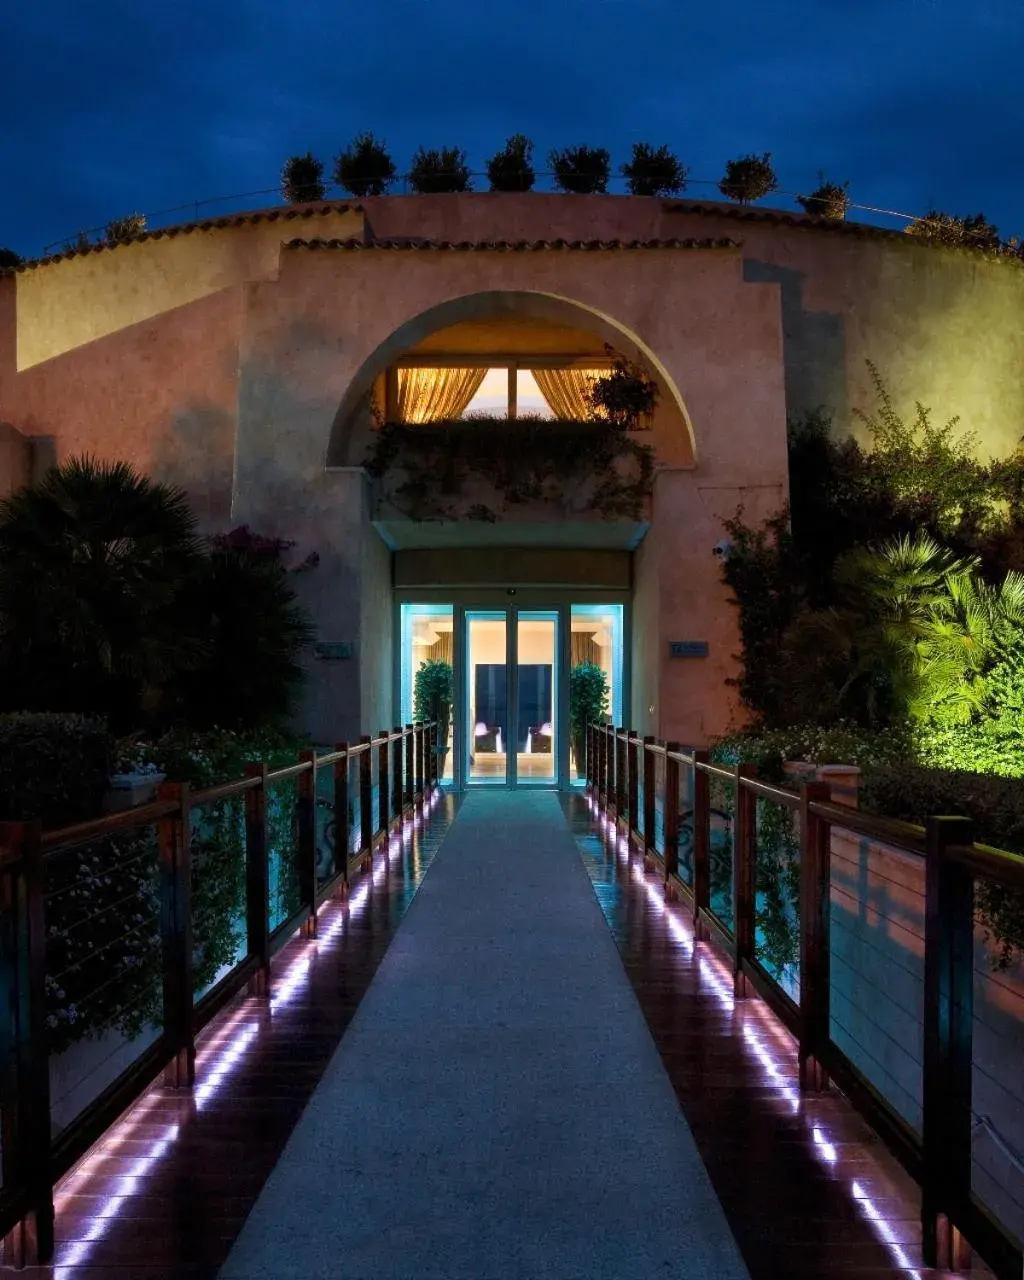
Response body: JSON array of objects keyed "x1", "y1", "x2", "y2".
[
  {"x1": 549, "y1": 145, "x2": 611, "y2": 194},
  {"x1": 413, "y1": 659, "x2": 453, "y2": 766},
  {"x1": 622, "y1": 143, "x2": 688, "y2": 197},
  {"x1": 0, "y1": 247, "x2": 22, "y2": 269},
  {"x1": 333, "y1": 132, "x2": 397, "y2": 197},
  {"x1": 796, "y1": 173, "x2": 850, "y2": 222},
  {"x1": 905, "y1": 209, "x2": 1001, "y2": 251},
  {"x1": 105, "y1": 213, "x2": 146, "y2": 244},
  {"x1": 281, "y1": 152, "x2": 327, "y2": 203},
  {"x1": 408, "y1": 146, "x2": 472, "y2": 194},
  {"x1": 717, "y1": 152, "x2": 778, "y2": 205},
  {"x1": 487, "y1": 134, "x2": 535, "y2": 192}
]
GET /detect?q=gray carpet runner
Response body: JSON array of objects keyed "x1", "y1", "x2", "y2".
[{"x1": 218, "y1": 791, "x2": 749, "y2": 1280}]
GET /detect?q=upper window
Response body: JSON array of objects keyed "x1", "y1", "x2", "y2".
[{"x1": 387, "y1": 362, "x2": 611, "y2": 424}]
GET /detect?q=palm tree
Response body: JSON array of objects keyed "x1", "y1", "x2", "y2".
[{"x1": 0, "y1": 457, "x2": 207, "y2": 728}]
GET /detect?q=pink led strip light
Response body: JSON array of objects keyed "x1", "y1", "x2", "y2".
[{"x1": 48, "y1": 789, "x2": 441, "y2": 1276}]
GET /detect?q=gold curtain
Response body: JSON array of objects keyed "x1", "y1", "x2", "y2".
[
  {"x1": 427, "y1": 632, "x2": 454, "y2": 665},
  {"x1": 396, "y1": 367, "x2": 487, "y2": 424},
  {"x1": 532, "y1": 368, "x2": 607, "y2": 421},
  {"x1": 570, "y1": 632, "x2": 600, "y2": 668}
]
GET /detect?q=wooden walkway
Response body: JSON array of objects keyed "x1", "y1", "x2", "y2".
[{"x1": 8, "y1": 791, "x2": 995, "y2": 1279}]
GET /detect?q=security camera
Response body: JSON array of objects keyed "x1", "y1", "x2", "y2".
[{"x1": 713, "y1": 539, "x2": 734, "y2": 559}]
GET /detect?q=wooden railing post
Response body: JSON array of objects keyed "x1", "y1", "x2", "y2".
[
  {"x1": 332, "y1": 745, "x2": 350, "y2": 897},
  {"x1": 377, "y1": 730, "x2": 390, "y2": 845},
  {"x1": 428, "y1": 723, "x2": 437, "y2": 788},
  {"x1": 799, "y1": 782, "x2": 832, "y2": 1091},
  {"x1": 0, "y1": 821, "x2": 54, "y2": 1266},
  {"x1": 615, "y1": 727, "x2": 626, "y2": 816},
  {"x1": 244, "y1": 764, "x2": 270, "y2": 994},
  {"x1": 414, "y1": 723, "x2": 425, "y2": 800},
  {"x1": 922, "y1": 815, "x2": 975, "y2": 1272},
  {"x1": 627, "y1": 732, "x2": 640, "y2": 844},
  {"x1": 404, "y1": 724, "x2": 414, "y2": 812},
  {"x1": 692, "y1": 750, "x2": 710, "y2": 934},
  {"x1": 359, "y1": 736, "x2": 373, "y2": 861},
  {"x1": 664, "y1": 743, "x2": 680, "y2": 883},
  {"x1": 594, "y1": 725, "x2": 604, "y2": 802},
  {"x1": 391, "y1": 726, "x2": 404, "y2": 827},
  {"x1": 642, "y1": 737, "x2": 656, "y2": 858},
  {"x1": 158, "y1": 782, "x2": 195, "y2": 1089},
  {"x1": 297, "y1": 751, "x2": 317, "y2": 939},
  {"x1": 733, "y1": 763, "x2": 757, "y2": 997}
]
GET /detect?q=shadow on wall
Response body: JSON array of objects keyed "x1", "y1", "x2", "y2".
[
  {"x1": 742, "y1": 259, "x2": 846, "y2": 428},
  {"x1": 148, "y1": 402, "x2": 235, "y2": 529}
]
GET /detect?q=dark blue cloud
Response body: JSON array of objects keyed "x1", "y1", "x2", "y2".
[{"x1": 1, "y1": 0, "x2": 1021, "y2": 256}]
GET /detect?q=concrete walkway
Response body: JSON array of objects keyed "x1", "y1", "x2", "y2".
[{"x1": 218, "y1": 792, "x2": 749, "y2": 1280}]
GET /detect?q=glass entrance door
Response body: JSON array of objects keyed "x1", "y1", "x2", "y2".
[{"x1": 464, "y1": 608, "x2": 560, "y2": 788}]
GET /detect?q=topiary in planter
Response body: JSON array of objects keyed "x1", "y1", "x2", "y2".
[
  {"x1": 280, "y1": 151, "x2": 326, "y2": 203},
  {"x1": 718, "y1": 152, "x2": 778, "y2": 205},
  {"x1": 621, "y1": 143, "x2": 688, "y2": 197},
  {"x1": 796, "y1": 174, "x2": 850, "y2": 222},
  {"x1": 105, "y1": 213, "x2": 146, "y2": 244},
  {"x1": 487, "y1": 134, "x2": 535, "y2": 192},
  {"x1": 333, "y1": 132, "x2": 397, "y2": 198},
  {"x1": 549, "y1": 145, "x2": 611, "y2": 195},
  {"x1": 408, "y1": 146, "x2": 472, "y2": 194}
]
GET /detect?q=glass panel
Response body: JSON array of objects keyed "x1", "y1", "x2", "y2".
[
  {"x1": 708, "y1": 771, "x2": 736, "y2": 934},
  {"x1": 467, "y1": 611, "x2": 508, "y2": 784},
  {"x1": 569, "y1": 605, "x2": 624, "y2": 784},
  {"x1": 400, "y1": 604, "x2": 454, "y2": 785},
  {"x1": 753, "y1": 798, "x2": 800, "y2": 1001},
  {"x1": 516, "y1": 369, "x2": 555, "y2": 419},
  {"x1": 517, "y1": 612, "x2": 557, "y2": 785}
]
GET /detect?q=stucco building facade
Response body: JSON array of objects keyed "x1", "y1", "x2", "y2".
[{"x1": 2, "y1": 194, "x2": 1022, "y2": 785}]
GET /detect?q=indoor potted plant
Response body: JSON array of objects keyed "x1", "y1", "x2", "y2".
[
  {"x1": 569, "y1": 661, "x2": 610, "y2": 777},
  {"x1": 413, "y1": 658, "x2": 454, "y2": 768}
]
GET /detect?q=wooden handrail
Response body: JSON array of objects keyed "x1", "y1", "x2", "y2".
[
  {"x1": 0, "y1": 718, "x2": 439, "y2": 1263},
  {"x1": 586, "y1": 717, "x2": 1024, "y2": 1279}
]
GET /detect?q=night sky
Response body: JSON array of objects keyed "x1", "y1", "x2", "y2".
[{"x1": 1, "y1": 0, "x2": 1020, "y2": 258}]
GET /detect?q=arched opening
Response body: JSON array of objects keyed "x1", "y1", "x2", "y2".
[{"x1": 326, "y1": 290, "x2": 695, "y2": 469}]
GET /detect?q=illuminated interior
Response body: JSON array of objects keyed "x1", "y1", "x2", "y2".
[{"x1": 400, "y1": 604, "x2": 623, "y2": 789}]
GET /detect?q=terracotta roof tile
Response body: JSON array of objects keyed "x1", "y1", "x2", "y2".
[
  {"x1": 284, "y1": 235, "x2": 740, "y2": 253},
  {"x1": 1, "y1": 203, "x2": 363, "y2": 275}
]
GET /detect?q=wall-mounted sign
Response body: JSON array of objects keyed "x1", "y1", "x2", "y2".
[
  {"x1": 669, "y1": 640, "x2": 709, "y2": 659},
  {"x1": 313, "y1": 642, "x2": 354, "y2": 661}
]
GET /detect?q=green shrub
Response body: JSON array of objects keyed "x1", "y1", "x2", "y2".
[
  {"x1": 487, "y1": 135, "x2": 535, "y2": 192},
  {"x1": 905, "y1": 210, "x2": 1001, "y2": 252},
  {"x1": 796, "y1": 175, "x2": 850, "y2": 221},
  {"x1": 164, "y1": 547, "x2": 315, "y2": 732},
  {"x1": 333, "y1": 132, "x2": 397, "y2": 197},
  {"x1": 569, "y1": 662, "x2": 609, "y2": 774},
  {"x1": 862, "y1": 762, "x2": 1024, "y2": 969},
  {"x1": 549, "y1": 145, "x2": 610, "y2": 195},
  {"x1": 280, "y1": 152, "x2": 327, "y2": 203},
  {"x1": 621, "y1": 143, "x2": 688, "y2": 197},
  {"x1": 0, "y1": 247, "x2": 23, "y2": 269},
  {"x1": 105, "y1": 213, "x2": 146, "y2": 244},
  {"x1": 408, "y1": 146, "x2": 472, "y2": 194},
  {"x1": 0, "y1": 712, "x2": 113, "y2": 826},
  {"x1": 717, "y1": 152, "x2": 778, "y2": 204}
]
